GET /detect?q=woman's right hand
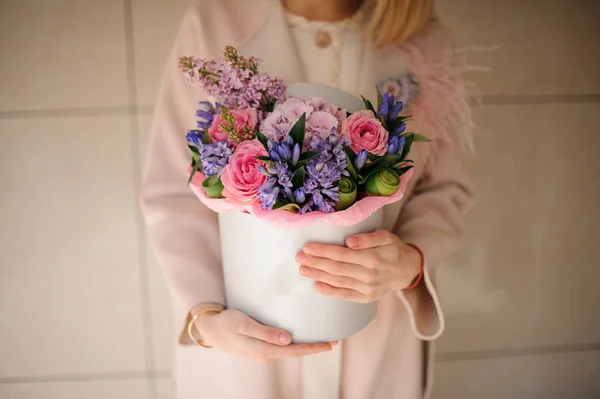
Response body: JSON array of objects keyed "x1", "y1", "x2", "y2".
[{"x1": 194, "y1": 307, "x2": 336, "y2": 364}]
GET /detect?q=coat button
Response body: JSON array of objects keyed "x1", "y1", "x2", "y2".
[{"x1": 315, "y1": 30, "x2": 332, "y2": 48}]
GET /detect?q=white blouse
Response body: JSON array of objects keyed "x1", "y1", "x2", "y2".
[
  {"x1": 285, "y1": 8, "x2": 368, "y2": 98},
  {"x1": 281, "y1": 9, "x2": 422, "y2": 399}
]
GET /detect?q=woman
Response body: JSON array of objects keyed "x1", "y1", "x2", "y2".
[{"x1": 141, "y1": 0, "x2": 475, "y2": 398}]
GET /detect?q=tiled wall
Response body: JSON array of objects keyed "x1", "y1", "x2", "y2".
[{"x1": 0, "y1": 1, "x2": 598, "y2": 398}]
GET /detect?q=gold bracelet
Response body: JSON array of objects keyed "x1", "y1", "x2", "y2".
[{"x1": 187, "y1": 308, "x2": 224, "y2": 348}]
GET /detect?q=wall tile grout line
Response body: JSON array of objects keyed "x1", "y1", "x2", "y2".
[
  {"x1": 1, "y1": 342, "x2": 599, "y2": 384},
  {"x1": 1, "y1": 94, "x2": 599, "y2": 121},
  {"x1": 0, "y1": 106, "x2": 136, "y2": 119},
  {"x1": 436, "y1": 342, "x2": 600, "y2": 363},
  {"x1": 0, "y1": 370, "x2": 171, "y2": 384},
  {"x1": 122, "y1": 1, "x2": 157, "y2": 398},
  {"x1": 478, "y1": 93, "x2": 600, "y2": 106}
]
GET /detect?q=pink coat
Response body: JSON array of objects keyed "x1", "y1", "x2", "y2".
[{"x1": 141, "y1": 1, "x2": 475, "y2": 398}]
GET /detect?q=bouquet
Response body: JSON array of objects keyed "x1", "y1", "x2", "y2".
[{"x1": 179, "y1": 46, "x2": 428, "y2": 342}]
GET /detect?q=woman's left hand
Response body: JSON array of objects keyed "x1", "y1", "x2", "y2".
[{"x1": 295, "y1": 230, "x2": 422, "y2": 303}]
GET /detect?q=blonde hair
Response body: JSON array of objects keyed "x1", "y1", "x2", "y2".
[{"x1": 368, "y1": 0, "x2": 436, "y2": 47}]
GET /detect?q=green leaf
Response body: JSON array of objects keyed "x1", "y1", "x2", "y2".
[
  {"x1": 367, "y1": 153, "x2": 380, "y2": 162},
  {"x1": 360, "y1": 154, "x2": 403, "y2": 177},
  {"x1": 376, "y1": 85, "x2": 383, "y2": 109},
  {"x1": 396, "y1": 165, "x2": 414, "y2": 177},
  {"x1": 289, "y1": 113, "x2": 307, "y2": 146},
  {"x1": 392, "y1": 160, "x2": 413, "y2": 169},
  {"x1": 187, "y1": 144, "x2": 200, "y2": 154},
  {"x1": 187, "y1": 160, "x2": 203, "y2": 184},
  {"x1": 296, "y1": 150, "x2": 319, "y2": 167},
  {"x1": 343, "y1": 146, "x2": 356, "y2": 163},
  {"x1": 361, "y1": 95, "x2": 376, "y2": 114},
  {"x1": 255, "y1": 130, "x2": 269, "y2": 150},
  {"x1": 202, "y1": 132, "x2": 211, "y2": 144},
  {"x1": 255, "y1": 156, "x2": 272, "y2": 162},
  {"x1": 291, "y1": 166, "x2": 306, "y2": 187},
  {"x1": 399, "y1": 134, "x2": 414, "y2": 161},
  {"x1": 273, "y1": 199, "x2": 289, "y2": 210},
  {"x1": 345, "y1": 152, "x2": 358, "y2": 180},
  {"x1": 378, "y1": 114, "x2": 388, "y2": 130},
  {"x1": 401, "y1": 132, "x2": 430, "y2": 142},
  {"x1": 201, "y1": 174, "x2": 225, "y2": 198},
  {"x1": 299, "y1": 151, "x2": 319, "y2": 161}
]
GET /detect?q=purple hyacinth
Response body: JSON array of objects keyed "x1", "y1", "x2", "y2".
[
  {"x1": 196, "y1": 101, "x2": 219, "y2": 130},
  {"x1": 300, "y1": 131, "x2": 347, "y2": 213},
  {"x1": 308, "y1": 129, "x2": 349, "y2": 176},
  {"x1": 268, "y1": 136, "x2": 295, "y2": 164},
  {"x1": 294, "y1": 188, "x2": 306, "y2": 204},
  {"x1": 200, "y1": 141, "x2": 232, "y2": 177},
  {"x1": 387, "y1": 135, "x2": 406, "y2": 155},
  {"x1": 391, "y1": 122, "x2": 406, "y2": 137},
  {"x1": 353, "y1": 149, "x2": 368, "y2": 171},
  {"x1": 186, "y1": 130, "x2": 204, "y2": 149},
  {"x1": 378, "y1": 92, "x2": 403, "y2": 125},
  {"x1": 257, "y1": 177, "x2": 279, "y2": 210},
  {"x1": 257, "y1": 160, "x2": 293, "y2": 210}
]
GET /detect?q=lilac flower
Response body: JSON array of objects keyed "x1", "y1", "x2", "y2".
[
  {"x1": 196, "y1": 101, "x2": 219, "y2": 130},
  {"x1": 353, "y1": 149, "x2": 368, "y2": 171},
  {"x1": 186, "y1": 130, "x2": 204, "y2": 149},
  {"x1": 200, "y1": 141, "x2": 232, "y2": 177},
  {"x1": 179, "y1": 47, "x2": 286, "y2": 117}
]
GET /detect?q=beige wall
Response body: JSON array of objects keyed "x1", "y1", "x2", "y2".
[{"x1": 0, "y1": 0, "x2": 598, "y2": 398}]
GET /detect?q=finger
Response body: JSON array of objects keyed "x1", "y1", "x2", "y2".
[
  {"x1": 296, "y1": 254, "x2": 375, "y2": 282},
  {"x1": 313, "y1": 281, "x2": 371, "y2": 303},
  {"x1": 346, "y1": 230, "x2": 395, "y2": 250},
  {"x1": 299, "y1": 265, "x2": 368, "y2": 292},
  {"x1": 302, "y1": 243, "x2": 370, "y2": 265},
  {"x1": 268, "y1": 342, "x2": 333, "y2": 359},
  {"x1": 238, "y1": 317, "x2": 293, "y2": 346},
  {"x1": 248, "y1": 339, "x2": 333, "y2": 360}
]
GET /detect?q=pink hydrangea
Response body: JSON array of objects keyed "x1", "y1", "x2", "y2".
[{"x1": 259, "y1": 97, "x2": 346, "y2": 148}]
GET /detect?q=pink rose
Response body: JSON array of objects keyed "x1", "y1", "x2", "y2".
[
  {"x1": 220, "y1": 140, "x2": 266, "y2": 205},
  {"x1": 207, "y1": 108, "x2": 258, "y2": 143},
  {"x1": 342, "y1": 110, "x2": 389, "y2": 155}
]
